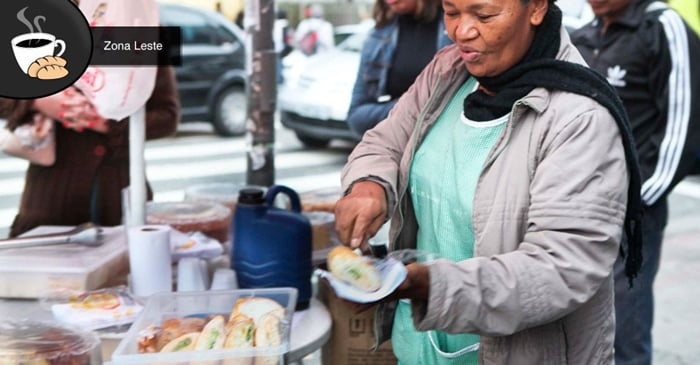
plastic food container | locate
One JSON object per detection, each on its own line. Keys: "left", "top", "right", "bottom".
{"left": 302, "top": 211, "right": 339, "bottom": 251}
{"left": 0, "top": 226, "right": 128, "bottom": 299}
{"left": 184, "top": 183, "right": 267, "bottom": 215}
{"left": 299, "top": 187, "right": 341, "bottom": 213}
{"left": 109, "top": 288, "right": 297, "bottom": 365}
{"left": 146, "top": 201, "right": 232, "bottom": 244}
{"left": 0, "top": 319, "right": 102, "bottom": 364}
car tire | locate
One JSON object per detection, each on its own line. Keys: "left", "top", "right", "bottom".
{"left": 295, "top": 133, "right": 330, "bottom": 148}
{"left": 213, "top": 85, "right": 247, "bottom": 137}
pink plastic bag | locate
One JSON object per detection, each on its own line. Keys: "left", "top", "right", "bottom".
{"left": 74, "top": 0, "right": 159, "bottom": 121}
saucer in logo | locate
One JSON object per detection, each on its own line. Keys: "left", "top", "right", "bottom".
{"left": 0, "top": 0, "right": 92, "bottom": 99}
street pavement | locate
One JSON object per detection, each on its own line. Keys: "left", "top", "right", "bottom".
{"left": 653, "top": 176, "right": 700, "bottom": 365}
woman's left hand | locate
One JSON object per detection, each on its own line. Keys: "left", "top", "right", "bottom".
{"left": 342, "top": 262, "right": 431, "bottom": 313}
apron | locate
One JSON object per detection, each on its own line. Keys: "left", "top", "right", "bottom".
{"left": 393, "top": 78, "right": 507, "bottom": 365}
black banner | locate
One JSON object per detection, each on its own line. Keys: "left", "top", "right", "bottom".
{"left": 89, "top": 26, "right": 181, "bottom": 66}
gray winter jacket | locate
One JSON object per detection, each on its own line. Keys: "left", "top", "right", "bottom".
{"left": 341, "top": 28, "right": 628, "bottom": 365}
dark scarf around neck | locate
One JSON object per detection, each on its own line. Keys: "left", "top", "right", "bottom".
{"left": 464, "top": 4, "right": 644, "bottom": 286}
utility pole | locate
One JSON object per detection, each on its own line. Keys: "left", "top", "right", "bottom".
{"left": 245, "top": 0, "right": 276, "bottom": 187}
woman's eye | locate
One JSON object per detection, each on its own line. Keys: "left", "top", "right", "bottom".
{"left": 476, "top": 13, "right": 494, "bottom": 20}
{"left": 444, "top": 11, "right": 459, "bottom": 17}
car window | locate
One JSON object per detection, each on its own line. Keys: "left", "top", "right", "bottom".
{"left": 337, "top": 31, "right": 368, "bottom": 52}
{"left": 334, "top": 32, "right": 353, "bottom": 45}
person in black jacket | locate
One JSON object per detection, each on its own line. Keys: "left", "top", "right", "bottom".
{"left": 571, "top": 1, "right": 700, "bottom": 364}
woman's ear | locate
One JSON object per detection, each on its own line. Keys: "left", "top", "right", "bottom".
{"left": 529, "top": 0, "right": 549, "bottom": 26}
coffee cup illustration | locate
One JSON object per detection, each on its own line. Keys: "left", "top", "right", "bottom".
{"left": 11, "top": 32, "right": 66, "bottom": 74}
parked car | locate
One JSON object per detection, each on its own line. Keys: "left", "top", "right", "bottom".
{"left": 279, "top": 21, "right": 372, "bottom": 147}
{"left": 280, "top": 10, "right": 593, "bottom": 148}
{"left": 160, "top": 3, "right": 248, "bottom": 136}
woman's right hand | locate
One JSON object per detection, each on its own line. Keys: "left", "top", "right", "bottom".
{"left": 334, "top": 180, "right": 388, "bottom": 252}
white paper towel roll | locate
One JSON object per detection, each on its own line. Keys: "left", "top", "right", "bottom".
{"left": 128, "top": 225, "right": 173, "bottom": 297}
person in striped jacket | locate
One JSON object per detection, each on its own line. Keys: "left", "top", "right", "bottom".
{"left": 571, "top": 1, "right": 700, "bottom": 364}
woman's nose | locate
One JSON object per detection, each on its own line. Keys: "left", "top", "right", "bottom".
{"left": 455, "top": 19, "right": 479, "bottom": 40}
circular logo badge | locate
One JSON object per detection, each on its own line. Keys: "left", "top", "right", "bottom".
{"left": 0, "top": 0, "right": 92, "bottom": 99}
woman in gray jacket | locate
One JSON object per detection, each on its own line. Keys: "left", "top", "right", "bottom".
{"left": 334, "top": 0, "right": 644, "bottom": 362}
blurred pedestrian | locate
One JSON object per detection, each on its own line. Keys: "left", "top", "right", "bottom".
{"left": 235, "top": 10, "right": 244, "bottom": 29}
{"left": 293, "top": 4, "right": 334, "bottom": 56}
{"left": 572, "top": 1, "right": 700, "bottom": 364}
{"left": 274, "top": 9, "right": 294, "bottom": 84}
{"left": 334, "top": 0, "right": 644, "bottom": 362}
{"left": 0, "top": 67, "right": 179, "bottom": 237}
{"left": 346, "top": 0, "right": 452, "bottom": 137}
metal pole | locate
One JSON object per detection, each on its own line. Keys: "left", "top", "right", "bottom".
{"left": 245, "top": 0, "right": 277, "bottom": 187}
{"left": 128, "top": 105, "right": 146, "bottom": 226}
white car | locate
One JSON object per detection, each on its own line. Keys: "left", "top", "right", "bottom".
{"left": 279, "top": 21, "right": 373, "bottom": 148}
{"left": 279, "top": 9, "right": 592, "bottom": 148}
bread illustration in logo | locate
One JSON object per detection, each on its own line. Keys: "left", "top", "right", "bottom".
{"left": 27, "top": 56, "right": 68, "bottom": 80}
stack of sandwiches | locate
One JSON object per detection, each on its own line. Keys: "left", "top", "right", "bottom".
{"left": 137, "top": 296, "right": 284, "bottom": 362}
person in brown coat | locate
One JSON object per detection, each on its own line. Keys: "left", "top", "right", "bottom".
{"left": 0, "top": 66, "right": 180, "bottom": 237}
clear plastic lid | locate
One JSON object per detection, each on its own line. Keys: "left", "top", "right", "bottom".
{"left": 0, "top": 320, "right": 101, "bottom": 363}
{"left": 299, "top": 187, "right": 341, "bottom": 212}
{"left": 146, "top": 201, "right": 231, "bottom": 226}
{"left": 184, "top": 183, "right": 267, "bottom": 205}
{"left": 302, "top": 211, "right": 335, "bottom": 225}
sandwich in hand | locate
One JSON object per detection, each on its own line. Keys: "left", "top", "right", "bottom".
{"left": 328, "top": 246, "right": 381, "bottom": 292}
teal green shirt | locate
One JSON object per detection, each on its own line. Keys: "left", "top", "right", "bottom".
{"left": 393, "top": 78, "right": 508, "bottom": 365}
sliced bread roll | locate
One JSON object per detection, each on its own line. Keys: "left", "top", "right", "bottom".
{"left": 156, "top": 317, "right": 205, "bottom": 351}
{"left": 194, "top": 315, "right": 226, "bottom": 350}
{"left": 328, "top": 246, "right": 381, "bottom": 292}
{"left": 254, "top": 312, "right": 282, "bottom": 365}
{"left": 222, "top": 314, "right": 255, "bottom": 365}
{"left": 160, "top": 332, "right": 200, "bottom": 352}
{"left": 254, "top": 311, "right": 281, "bottom": 348}
{"left": 230, "top": 297, "right": 284, "bottom": 325}
{"left": 224, "top": 314, "right": 255, "bottom": 349}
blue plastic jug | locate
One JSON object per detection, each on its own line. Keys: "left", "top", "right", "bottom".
{"left": 232, "top": 185, "right": 312, "bottom": 310}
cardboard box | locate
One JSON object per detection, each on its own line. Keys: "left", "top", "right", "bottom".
{"left": 319, "top": 278, "right": 397, "bottom": 365}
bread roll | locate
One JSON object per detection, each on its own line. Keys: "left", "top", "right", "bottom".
{"left": 27, "top": 56, "right": 68, "bottom": 79}
{"left": 328, "top": 246, "right": 381, "bottom": 292}
{"left": 224, "top": 314, "right": 255, "bottom": 348}
{"left": 137, "top": 325, "right": 161, "bottom": 353}
{"left": 156, "top": 317, "right": 205, "bottom": 351}
{"left": 36, "top": 64, "right": 69, "bottom": 80}
{"left": 222, "top": 314, "right": 255, "bottom": 365}
{"left": 160, "top": 332, "right": 200, "bottom": 352}
{"left": 230, "top": 297, "right": 284, "bottom": 325}
{"left": 254, "top": 312, "right": 282, "bottom": 365}
{"left": 194, "top": 315, "right": 226, "bottom": 351}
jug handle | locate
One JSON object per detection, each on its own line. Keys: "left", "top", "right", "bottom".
{"left": 265, "top": 185, "right": 302, "bottom": 212}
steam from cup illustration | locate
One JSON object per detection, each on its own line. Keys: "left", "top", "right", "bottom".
{"left": 11, "top": 7, "right": 69, "bottom": 80}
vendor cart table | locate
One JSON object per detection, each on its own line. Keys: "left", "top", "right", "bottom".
{"left": 0, "top": 296, "right": 331, "bottom": 365}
